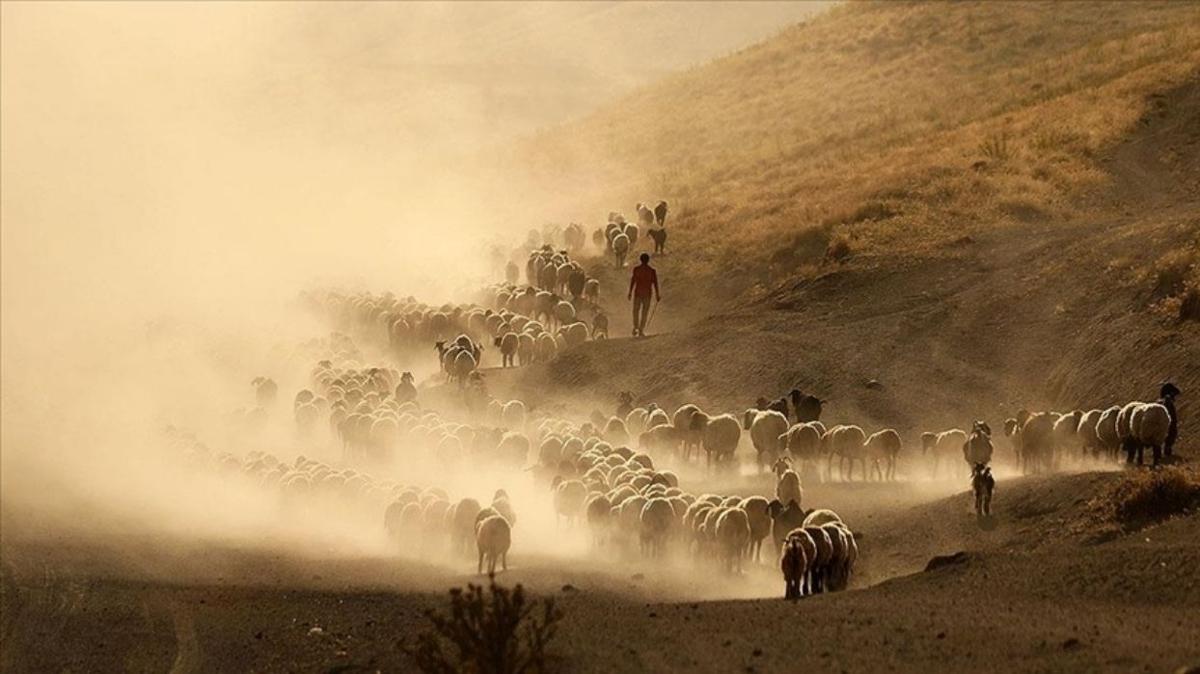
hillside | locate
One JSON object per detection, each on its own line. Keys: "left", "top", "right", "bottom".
{"left": 499, "top": 1, "right": 1200, "bottom": 443}
{"left": 518, "top": 1, "right": 1199, "bottom": 287}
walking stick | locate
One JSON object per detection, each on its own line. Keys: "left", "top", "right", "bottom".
{"left": 644, "top": 298, "right": 660, "bottom": 335}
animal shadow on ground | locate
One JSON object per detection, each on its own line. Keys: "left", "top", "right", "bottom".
{"left": 976, "top": 513, "right": 999, "bottom": 531}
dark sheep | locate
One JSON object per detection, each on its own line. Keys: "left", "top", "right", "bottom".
{"left": 654, "top": 200, "right": 669, "bottom": 227}
{"left": 648, "top": 227, "right": 667, "bottom": 254}
{"left": 789, "top": 389, "right": 824, "bottom": 423}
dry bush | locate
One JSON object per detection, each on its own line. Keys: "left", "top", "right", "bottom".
{"left": 825, "top": 233, "right": 853, "bottom": 262}
{"left": 405, "top": 577, "right": 563, "bottom": 674}
{"left": 1149, "top": 247, "right": 1196, "bottom": 298}
{"left": 1099, "top": 467, "right": 1200, "bottom": 530}
{"left": 978, "top": 133, "right": 1011, "bottom": 162}
{"left": 1179, "top": 280, "right": 1200, "bottom": 321}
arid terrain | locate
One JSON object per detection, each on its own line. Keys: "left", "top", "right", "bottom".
{"left": 3, "top": 2, "right": 1199, "bottom": 673}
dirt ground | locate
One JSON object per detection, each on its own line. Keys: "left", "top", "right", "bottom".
{"left": 4, "top": 470, "right": 1198, "bottom": 674}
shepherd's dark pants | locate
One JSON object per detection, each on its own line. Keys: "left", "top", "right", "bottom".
{"left": 632, "top": 295, "right": 651, "bottom": 335}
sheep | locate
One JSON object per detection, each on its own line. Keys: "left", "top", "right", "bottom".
{"left": 802, "top": 525, "right": 834, "bottom": 593}
{"left": 741, "top": 496, "right": 772, "bottom": 562}
{"left": 639, "top": 497, "right": 675, "bottom": 558}
{"left": 648, "top": 227, "right": 667, "bottom": 254}
{"left": 821, "top": 522, "right": 855, "bottom": 592}
{"left": 552, "top": 477, "right": 588, "bottom": 528}
{"left": 475, "top": 515, "right": 511, "bottom": 575}
{"left": 923, "top": 428, "right": 967, "bottom": 479}
{"left": 1053, "top": 410, "right": 1083, "bottom": 459}
{"left": 611, "top": 233, "right": 630, "bottom": 268}
{"left": 780, "top": 534, "right": 810, "bottom": 600}
{"left": 768, "top": 499, "right": 807, "bottom": 552}
{"left": 1021, "top": 413, "right": 1057, "bottom": 474}
{"left": 962, "top": 421, "right": 993, "bottom": 473}
{"left": 1128, "top": 402, "right": 1172, "bottom": 466}
{"left": 1095, "top": 405, "right": 1122, "bottom": 461}
{"left": 672, "top": 404, "right": 705, "bottom": 460}
{"left": 803, "top": 509, "right": 842, "bottom": 527}
{"left": 449, "top": 498, "right": 482, "bottom": 554}
{"left": 864, "top": 428, "right": 902, "bottom": 481}
{"left": 501, "top": 400, "right": 526, "bottom": 430}
{"left": 743, "top": 409, "right": 790, "bottom": 473}
{"left": 779, "top": 422, "right": 824, "bottom": 479}
{"left": 774, "top": 464, "right": 803, "bottom": 511}
{"left": 971, "top": 463, "right": 994, "bottom": 518}
{"left": 1076, "top": 408, "right": 1105, "bottom": 460}
{"left": 788, "top": 389, "right": 824, "bottom": 423}
{"left": 697, "top": 413, "right": 741, "bottom": 469}
{"left": 585, "top": 493, "right": 613, "bottom": 547}
{"left": 494, "top": 332, "right": 519, "bottom": 368}
{"left": 636, "top": 202, "right": 654, "bottom": 226}
{"left": 715, "top": 507, "right": 751, "bottom": 574}
{"left": 826, "top": 425, "right": 868, "bottom": 481}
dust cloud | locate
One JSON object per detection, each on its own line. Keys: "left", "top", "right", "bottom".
{"left": 0, "top": 2, "right": 821, "bottom": 591}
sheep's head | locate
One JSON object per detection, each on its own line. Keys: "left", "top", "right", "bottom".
{"left": 1161, "top": 381, "right": 1181, "bottom": 399}
{"left": 772, "top": 456, "right": 792, "bottom": 477}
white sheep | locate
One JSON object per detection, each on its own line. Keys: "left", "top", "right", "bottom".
{"left": 699, "top": 413, "right": 742, "bottom": 469}
{"left": 611, "top": 232, "right": 630, "bottom": 268}
{"left": 775, "top": 466, "right": 803, "bottom": 511}
{"left": 501, "top": 400, "right": 526, "bottom": 430}
{"left": 1129, "top": 402, "right": 1172, "bottom": 466}
{"left": 744, "top": 409, "right": 790, "bottom": 473}
{"left": 1053, "top": 410, "right": 1083, "bottom": 458}
{"left": 826, "top": 424, "right": 868, "bottom": 481}
{"left": 475, "top": 514, "right": 511, "bottom": 574}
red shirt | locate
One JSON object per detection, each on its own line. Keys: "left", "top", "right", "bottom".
{"left": 629, "top": 264, "right": 659, "bottom": 298}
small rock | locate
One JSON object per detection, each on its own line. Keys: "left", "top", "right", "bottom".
{"left": 1062, "top": 638, "right": 1081, "bottom": 651}
{"left": 752, "top": 648, "right": 763, "bottom": 657}
{"left": 308, "top": 627, "right": 324, "bottom": 636}
{"left": 254, "top": 631, "right": 263, "bottom": 640}
{"left": 648, "top": 612, "right": 657, "bottom": 618}
{"left": 561, "top": 584, "right": 577, "bottom": 593}
{"left": 936, "top": 632, "right": 946, "bottom": 640}
{"left": 865, "top": 379, "right": 882, "bottom": 390}
{"left": 723, "top": 640, "right": 732, "bottom": 647}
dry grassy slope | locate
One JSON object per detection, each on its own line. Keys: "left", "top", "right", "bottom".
{"left": 517, "top": 1, "right": 1200, "bottom": 298}
{"left": 507, "top": 69, "right": 1200, "bottom": 449}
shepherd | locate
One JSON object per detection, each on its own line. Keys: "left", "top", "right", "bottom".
{"left": 627, "top": 252, "right": 660, "bottom": 338}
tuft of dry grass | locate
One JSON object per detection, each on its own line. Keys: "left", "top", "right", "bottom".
{"left": 1093, "top": 467, "right": 1200, "bottom": 530}
{"left": 405, "top": 577, "right": 563, "bottom": 674}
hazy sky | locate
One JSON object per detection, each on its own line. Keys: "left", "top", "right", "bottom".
{"left": 1, "top": 2, "right": 825, "bottom": 356}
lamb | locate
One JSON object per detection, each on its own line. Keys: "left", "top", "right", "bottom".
{"left": 475, "top": 515, "right": 512, "bottom": 575}
{"left": 743, "top": 409, "right": 790, "bottom": 473}
{"left": 715, "top": 507, "right": 752, "bottom": 574}
{"left": 863, "top": 428, "right": 902, "bottom": 481}
{"left": 923, "top": 428, "right": 967, "bottom": 479}
{"left": 971, "top": 463, "right": 994, "bottom": 518}
{"left": 494, "top": 332, "right": 519, "bottom": 368}
{"left": 780, "top": 534, "right": 810, "bottom": 600}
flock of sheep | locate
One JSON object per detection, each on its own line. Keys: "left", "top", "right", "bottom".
{"left": 182, "top": 206, "right": 1185, "bottom": 605}
{"left": 596, "top": 202, "right": 669, "bottom": 268}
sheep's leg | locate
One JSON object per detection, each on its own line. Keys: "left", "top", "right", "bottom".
{"left": 478, "top": 551, "right": 484, "bottom": 575}
{"left": 502, "top": 552, "right": 508, "bottom": 570}
{"left": 1151, "top": 443, "right": 1161, "bottom": 467}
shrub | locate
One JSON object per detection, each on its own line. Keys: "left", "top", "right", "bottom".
{"left": 978, "top": 132, "right": 1011, "bottom": 161}
{"left": 1149, "top": 248, "right": 1195, "bottom": 299}
{"left": 1104, "top": 467, "right": 1200, "bottom": 530}
{"left": 825, "top": 234, "right": 853, "bottom": 262}
{"left": 1179, "top": 281, "right": 1200, "bottom": 321}
{"left": 405, "top": 576, "right": 563, "bottom": 674}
